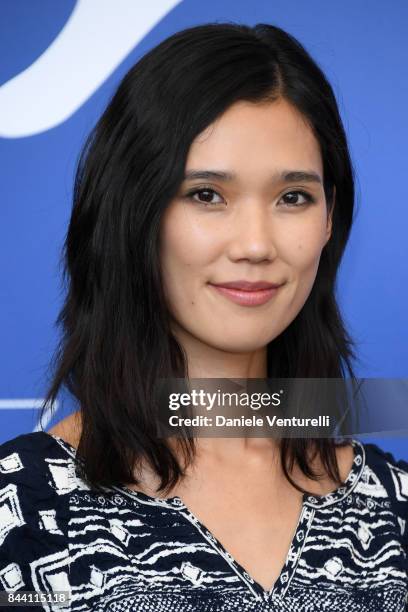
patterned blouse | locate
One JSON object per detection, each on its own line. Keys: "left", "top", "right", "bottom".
{"left": 0, "top": 431, "right": 407, "bottom": 611}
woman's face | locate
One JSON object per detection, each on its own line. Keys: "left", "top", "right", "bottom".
{"left": 159, "top": 98, "right": 333, "bottom": 354}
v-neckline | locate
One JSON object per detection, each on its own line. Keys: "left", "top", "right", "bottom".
{"left": 175, "top": 494, "right": 315, "bottom": 603}
{"left": 171, "top": 439, "right": 365, "bottom": 602}
{"left": 43, "top": 432, "right": 366, "bottom": 603}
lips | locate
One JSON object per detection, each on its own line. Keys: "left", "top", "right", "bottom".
{"left": 209, "top": 280, "right": 282, "bottom": 291}
{"left": 208, "top": 281, "right": 284, "bottom": 307}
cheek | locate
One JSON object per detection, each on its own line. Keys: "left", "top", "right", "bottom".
{"left": 277, "top": 220, "right": 327, "bottom": 320}
{"left": 278, "top": 214, "right": 328, "bottom": 272}
{"left": 159, "top": 206, "right": 217, "bottom": 309}
{"left": 161, "top": 201, "right": 224, "bottom": 266}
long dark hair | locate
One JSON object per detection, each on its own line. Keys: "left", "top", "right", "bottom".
{"left": 40, "top": 22, "right": 359, "bottom": 496}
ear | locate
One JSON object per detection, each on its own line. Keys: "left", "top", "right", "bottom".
{"left": 325, "top": 185, "right": 335, "bottom": 244}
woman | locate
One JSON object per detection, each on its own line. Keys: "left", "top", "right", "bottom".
{"left": 0, "top": 22, "right": 407, "bottom": 611}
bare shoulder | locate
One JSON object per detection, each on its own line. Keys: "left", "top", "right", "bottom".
{"left": 47, "top": 410, "right": 82, "bottom": 450}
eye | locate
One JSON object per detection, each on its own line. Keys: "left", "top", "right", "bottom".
{"left": 279, "top": 190, "right": 315, "bottom": 207}
{"left": 184, "top": 187, "right": 316, "bottom": 208}
{"left": 185, "top": 187, "right": 225, "bottom": 206}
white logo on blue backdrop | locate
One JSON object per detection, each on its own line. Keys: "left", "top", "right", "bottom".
{"left": 0, "top": 0, "right": 181, "bottom": 138}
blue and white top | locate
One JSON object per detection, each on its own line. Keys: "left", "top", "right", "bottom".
{"left": 0, "top": 431, "right": 407, "bottom": 611}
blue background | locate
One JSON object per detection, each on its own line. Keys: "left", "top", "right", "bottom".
{"left": 0, "top": 1, "right": 407, "bottom": 460}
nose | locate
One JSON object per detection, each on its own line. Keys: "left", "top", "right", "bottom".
{"left": 227, "top": 200, "right": 277, "bottom": 263}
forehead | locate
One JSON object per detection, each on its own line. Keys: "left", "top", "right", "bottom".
{"left": 185, "top": 98, "right": 323, "bottom": 182}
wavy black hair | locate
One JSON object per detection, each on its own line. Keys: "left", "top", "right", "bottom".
{"left": 40, "top": 22, "right": 359, "bottom": 496}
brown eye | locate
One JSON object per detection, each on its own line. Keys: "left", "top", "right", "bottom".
{"left": 186, "top": 187, "right": 224, "bottom": 206}
{"left": 280, "top": 191, "right": 315, "bottom": 207}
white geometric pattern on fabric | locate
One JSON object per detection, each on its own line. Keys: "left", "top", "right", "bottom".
{"left": 0, "top": 483, "right": 25, "bottom": 546}
{"left": 0, "top": 432, "right": 406, "bottom": 611}
{"left": 0, "top": 562, "right": 25, "bottom": 592}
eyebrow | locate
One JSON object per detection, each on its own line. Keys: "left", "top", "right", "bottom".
{"left": 183, "top": 169, "right": 322, "bottom": 185}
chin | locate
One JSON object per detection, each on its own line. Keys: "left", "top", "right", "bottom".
{"left": 208, "top": 336, "right": 268, "bottom": 354}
